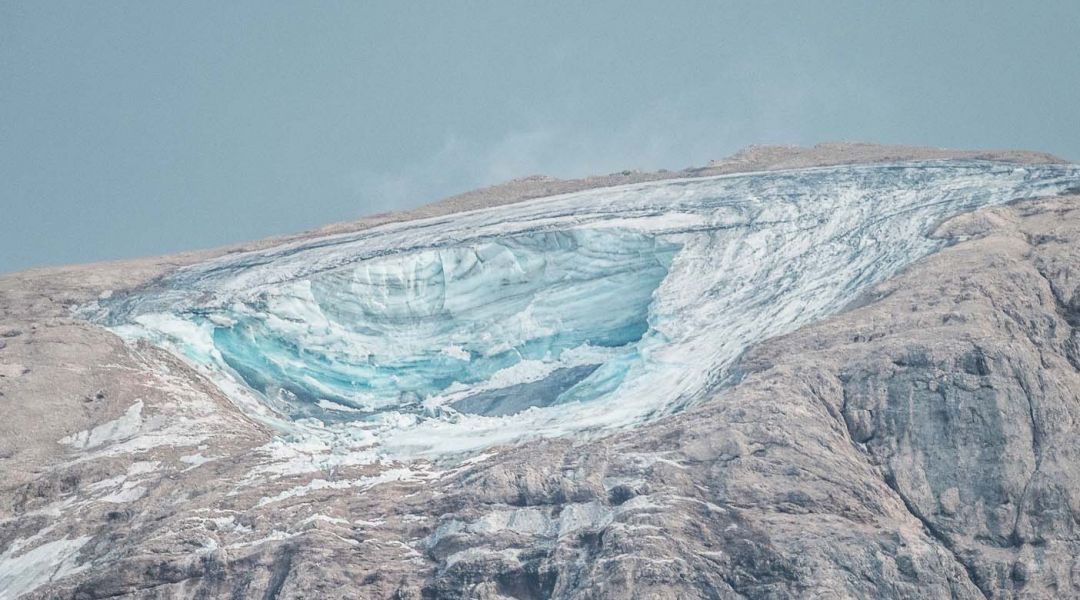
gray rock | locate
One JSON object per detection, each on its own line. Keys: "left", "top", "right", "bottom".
{"left": 2, "top": 144, "right": 1079, "bottom": 599}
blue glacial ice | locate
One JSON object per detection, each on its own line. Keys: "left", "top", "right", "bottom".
{"left": 211, "top": 228, "right": 678, "bottom": 418}
{"left": 91, "top": 161, "right": 1080, "bottom": 458}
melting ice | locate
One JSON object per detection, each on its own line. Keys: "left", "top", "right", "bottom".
{"left": 93, "top": 161, "right": 1080, "bottom": 457}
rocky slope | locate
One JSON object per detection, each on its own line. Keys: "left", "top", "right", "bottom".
{"left": 2, "top": 144, "right": 1080, "bottom": 599}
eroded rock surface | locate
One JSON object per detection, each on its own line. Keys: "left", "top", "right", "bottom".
{"left": 3, "top": 144, "right": 1080, "bottom": 599}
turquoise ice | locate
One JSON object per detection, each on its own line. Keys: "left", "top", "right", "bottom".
{"left": 209, "top": 229, "right": 678, "bottom": 418}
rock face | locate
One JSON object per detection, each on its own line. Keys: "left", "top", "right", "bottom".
{"left": 2, "top": 143, "right": 1080, "bottom": 599}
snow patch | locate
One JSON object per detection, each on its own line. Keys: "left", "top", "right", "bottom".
{"left": 256, "top": 467, "right": 423, "bottom": 507}
{"left": 0, "top": 536, "right": 92, "bottom": 600}
{"left": 60, "top": 400, "right": 143, "bottom": 450}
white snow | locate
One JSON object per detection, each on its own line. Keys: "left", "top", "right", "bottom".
{"left": 255, "top": 467, "right": 423, "bottom": 506}
{"left": 0, "top": 536, "right": 92, "bottom": 600}
{"left": 60, "top": 400, "right": 143, "bottom": 450}
{"left": 180, "top": 453, "right": 214, "bottom": 468}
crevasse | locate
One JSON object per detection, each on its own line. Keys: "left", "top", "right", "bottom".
{"left": 92, "top": 161, "right": 1080, "bottom": 457}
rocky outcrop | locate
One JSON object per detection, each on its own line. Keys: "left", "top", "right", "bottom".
{"left": 2, "top": 145, "right": 1080, "bottom": 599}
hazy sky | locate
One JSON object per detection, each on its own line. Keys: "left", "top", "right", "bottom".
{"left": 3, "top": 2, "right": 1079, "bottom": 273}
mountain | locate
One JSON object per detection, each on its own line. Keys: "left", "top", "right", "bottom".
{"left": 2, "top": 143, "right": 1080, "bottom": 599}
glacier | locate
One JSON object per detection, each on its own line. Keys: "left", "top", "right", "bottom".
{"left": 90, "top": 160, "right": 1080, "bottom": 458}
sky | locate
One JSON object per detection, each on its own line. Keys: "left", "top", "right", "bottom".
{"left": 2, "top": 2, "right": 1080, "bottom": 274}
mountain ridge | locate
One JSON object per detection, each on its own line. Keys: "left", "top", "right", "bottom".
{"left": 2, "top": 144, "right": 1080, "bottom": 599}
